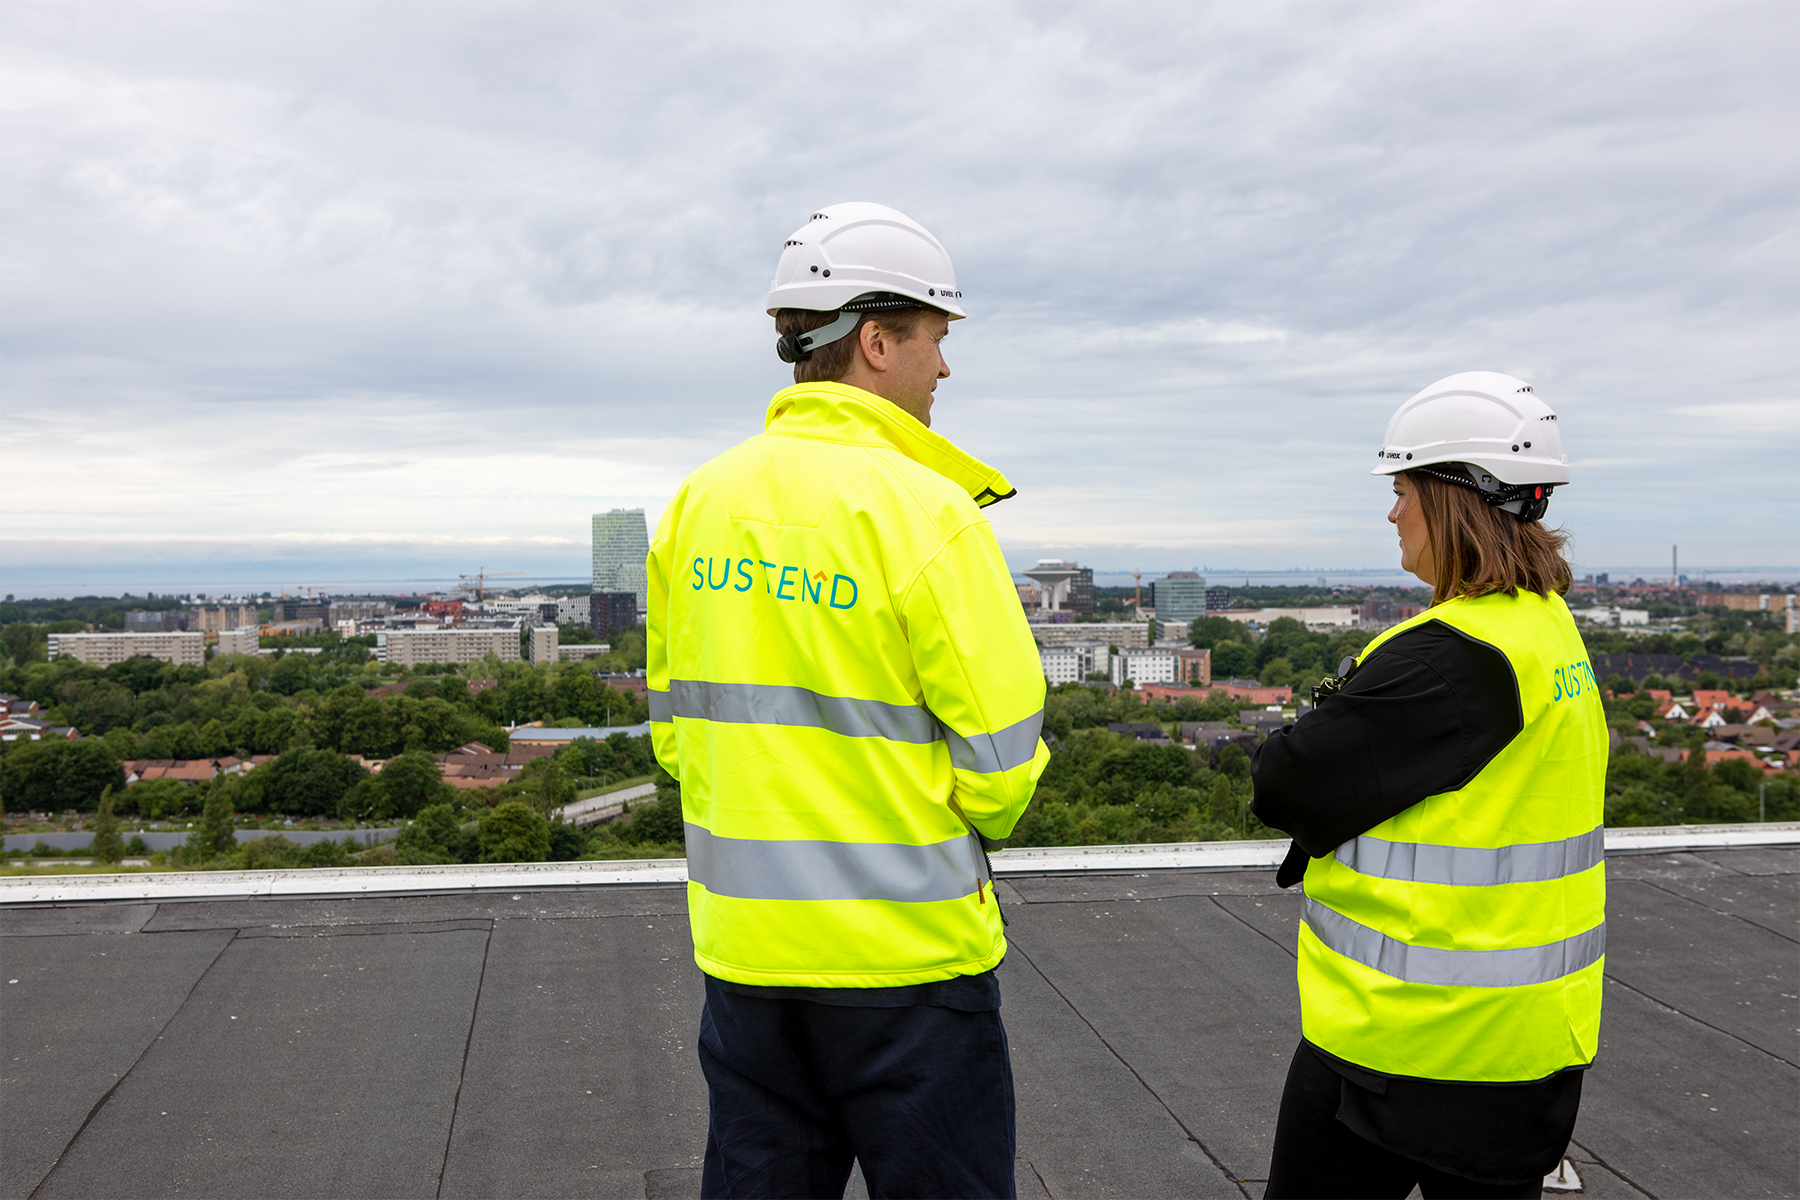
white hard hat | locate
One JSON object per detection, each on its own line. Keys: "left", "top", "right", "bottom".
{"left": 1373, "top": 371, "right": 1569, "bottom": 519}
{"left": 764, "top": 202, "right": 966, "bottom": 319}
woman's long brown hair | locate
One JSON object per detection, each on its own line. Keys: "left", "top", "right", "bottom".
{"left": 1409, "top": 469, "right": 1573, "bottom": 606}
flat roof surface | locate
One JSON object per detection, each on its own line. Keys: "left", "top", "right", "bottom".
{"left": 2, "top": 847, "right": 1794, "bottom": 1199}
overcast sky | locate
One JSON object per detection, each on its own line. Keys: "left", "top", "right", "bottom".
{"left": 3, "top": 1, "right": 1795, "bottom": 596}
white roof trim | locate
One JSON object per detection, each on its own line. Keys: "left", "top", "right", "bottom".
{"left": 3, "top": 824, "right": 1795, "bottom": 906}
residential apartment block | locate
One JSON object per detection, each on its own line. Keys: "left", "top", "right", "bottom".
{"left": 191, "top": 604, "right": 258, "bottom": 633}
{"left": 590, "top": 591, "right": 639, "bottom": 631}
{"left": 1030, "top": 621, "right": 1150, "bottom": 649}
{"left": 1573, "top": 606, "right": 1650, "bottom": 627}
{"left": 1039, "top": 640, "right": 1108, "bottom": 685}
{"left": 215, "top": 627, "right": 261, "bottom": 657}
{"left": 526, "top": 626, "right": 558, "bottom": 666}
{"left": 328, "top": 599, "right": 391, "bottom": 624}
{"left": 1111, "top": 645, "right": 1178, "bottom": 686}
{"left": 48, "top": 631, "right": 205, "bottom": 667}
{"left": 376, "top": 627, "right": 521, "bottom": 668}
{"left": 126, "top": 609, "right": 188, "bottom": 632}
{"left": 593, "top": 509, "right": 650, "bottom": 607}
{"left": 1173, "top": 646, "right": 1211, "bottom": 687}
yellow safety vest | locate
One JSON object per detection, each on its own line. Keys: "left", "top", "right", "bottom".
{"left": 1298, "top": 590, "right": 1607, "bottom": 1081}
{"left": 647, "top": 382, "right": 1051, "bottom": 988}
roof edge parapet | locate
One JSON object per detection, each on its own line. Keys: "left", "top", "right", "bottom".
{"left": 3, "top": 824, "right": 1796, "bottom": 907}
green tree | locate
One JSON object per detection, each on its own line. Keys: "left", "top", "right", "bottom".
{"left": 1, "top": 740, "right": 62, "bottom": 809}
{"left": 479, "top": 801, "right": 551, "bottom": 863}
{"left": 1217, "top": 742, "right": 1251, "bottom": 781}
{"left": 394, "top": 803, "right": 474, "bottom": 865}
{"left": 89, "top": 786, "right": 125, "bottom": 864}
{"left": 621, "top": 774, "right": 686, "bottom": 846}
{"left": 57, "top": 739, "right": 125, "bottom": 810}
{"left": 364, "top": 751, "right": 451, "bottom": 820}
{"left": 1208, "top": 774, "right": 1237, "bottom": 825}
{"left": 190, "top": 778, "right": 236, "bottom": 863}
{"left": 260, "top": 749, "right": 369, "bottom": 817}
{"left": 1212, "top": 642, "right": 1255, "bottom": 679}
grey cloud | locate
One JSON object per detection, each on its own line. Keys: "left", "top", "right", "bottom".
{"left": 0, "top": 0, "right": 1793, "bottom": 591}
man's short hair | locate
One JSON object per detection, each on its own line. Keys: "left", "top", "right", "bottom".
{"left": 774, "top": 305, "right": 934, "bottom": 385}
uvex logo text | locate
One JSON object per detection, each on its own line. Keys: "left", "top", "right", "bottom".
{"left": 691, "top": 557, "right": 859, "bottom": 610}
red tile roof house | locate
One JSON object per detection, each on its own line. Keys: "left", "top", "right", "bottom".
{"left": 126, "top": 760, "right": 225, "bottom": 784}
{"left": 1690, "top": 689, "right": 1736, "bottom": 712}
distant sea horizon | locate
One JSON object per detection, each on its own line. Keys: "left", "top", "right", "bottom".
{"left": 3, "top": 566, "right": 1796, "bottom": 603}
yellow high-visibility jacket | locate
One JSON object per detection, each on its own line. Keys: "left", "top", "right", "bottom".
{"left": 647, "top": 382, "right": 1051, "bottom": 988}
{"left": 1300, "top": 591, "right": 1607, "bottom": 1081}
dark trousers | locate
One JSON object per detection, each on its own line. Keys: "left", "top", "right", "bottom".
{"left": 1265, "top": 1044, "right": 1544, "bottom": 1199}
{"left": 697, "top": 976, "right": 1017, "bottom": 1199}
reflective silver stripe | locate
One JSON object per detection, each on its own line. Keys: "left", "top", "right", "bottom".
{"left": 661, "top": 679, "right": 1039, "bottom": 773}
{"left": 1303, "top": 896, "right": 1605, "bottom": 988}
{"left": 665, "top": 679, "right": 940, "bottom": 743}
{"left": 685, "top": 823, "right": 985, "bottom": 903}
{"left": 944, "top": 708, "right": 1045, "bottom": 774}
{"left": 1334, "top": 827, "right": 1604, "bottom": 887}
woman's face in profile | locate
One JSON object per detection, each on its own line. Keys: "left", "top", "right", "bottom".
{"left": 1387, "top": 474, "right": 1436, "bottom": 586}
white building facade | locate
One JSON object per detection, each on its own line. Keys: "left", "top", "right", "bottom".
{"left": 47, "top": 631, "right": 205, "bottom": 667}
{"left": 1111, "top": 645, "right": 1179, "bottom": 686}
{"left": 377, "top": 627, "right": 522, "bottom": 668}
{"left": 1031, "top": 621, "right": 1151, "bottom": 649}
{"left": 215, "top": 627, "right": 261, "bottom": 657}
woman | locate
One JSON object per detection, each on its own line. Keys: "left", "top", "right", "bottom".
{"left": 1252, "top": 371, "right": 1607, "bottom": 1199}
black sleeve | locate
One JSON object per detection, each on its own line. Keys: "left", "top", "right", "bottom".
{"left": 1251, "top": 621, "right": 1522, "bottom": 888}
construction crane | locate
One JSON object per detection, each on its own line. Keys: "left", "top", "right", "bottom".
{"left": 458, "top": 568, "right": 525, "bottom": 602}
{"left": 1132, "top": 570, "right": 1142, "bottom": 610}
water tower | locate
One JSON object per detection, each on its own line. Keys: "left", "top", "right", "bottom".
{"left": 1023, "top": 560, "right": 1081, "bottom": 613}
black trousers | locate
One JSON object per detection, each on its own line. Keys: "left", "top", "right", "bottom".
{"left": 697, "top": 975, "right": 1017, "bottom": 1199}
{"left": 1265, "top": 1043, "right": 1545, "bottom": 1199}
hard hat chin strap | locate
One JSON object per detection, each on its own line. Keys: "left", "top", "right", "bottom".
{"left": 775, "top": 309, "right": 863, "bottom": 364}
{"left": 1415, "top": 464, "right": 1555, "bottom": 522}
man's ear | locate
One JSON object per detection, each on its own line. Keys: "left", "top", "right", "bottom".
{"left": 856, "top": 320, "right": 890, "bottom": 373}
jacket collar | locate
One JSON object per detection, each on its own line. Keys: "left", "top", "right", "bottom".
{"left": 764, "top": 382, "right": 1017, "bottom": 508}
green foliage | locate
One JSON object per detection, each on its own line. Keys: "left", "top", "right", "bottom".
{"left": 479, "top": 801, "right": 551, "bottom": 863}
{"left": 1216, "top": 742, "right": 1251, "bottom": 780}
{"left": 0, "top": 738, "right": 125, "bottom": 811}
{"left": 115, "top": 777, "right": 192, "bottom": 819}
{"left": 89, "top": 787, "right": 125, "bottom": 864}
{"left": 394, "top": 803, "right": 475, "bottom": 865}
{"left": 616, "top": 773, "right": 686, "bottom": 846}
{"left": 190, "top": 779, "right": 237, "bottom": 861}
{"left": 253, "top": 749, "right": 369, "bottom": 817}
{"left": 349, "top": 751, "right": 451, "bottom": 821}
{"left": 1212, "top": 643, "right": 1256, "bottom": 678}
{"left": 1009, "top": 727, "right": 1268, "bottom": 848}
{"left": 1603, "top": 746, "right": 1797, "bottom": 826}
{"left": 519, "top": 756, "right": 576, "bottom": 816}
{"left": 240, "top": 834, "right": 355, "bottom": 870}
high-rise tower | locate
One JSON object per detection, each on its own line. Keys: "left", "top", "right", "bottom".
{"left": 592, "top": 509, "right": 649, "bottom": 608}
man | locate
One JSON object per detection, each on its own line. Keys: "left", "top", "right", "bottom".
{"left": 646, "top": 202, "right": 1050, "bottom": 1200}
